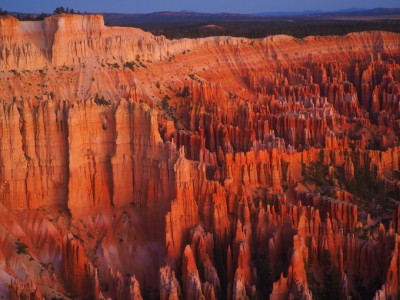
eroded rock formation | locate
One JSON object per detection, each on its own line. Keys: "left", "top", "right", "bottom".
{"left": 0, "top": 13, "right": 399, "bottom": 300}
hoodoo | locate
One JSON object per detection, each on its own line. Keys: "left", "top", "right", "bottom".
{"left": 0, "top": 12, "right": 399, "bottom": 299}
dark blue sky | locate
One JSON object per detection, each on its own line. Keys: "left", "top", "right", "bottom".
{"left": 0, "top": 0, "right": 398, "bottom": 14}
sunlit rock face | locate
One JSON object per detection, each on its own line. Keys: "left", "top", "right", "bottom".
{"left": 0, "top": 13, "right": 400, "bottom": 299}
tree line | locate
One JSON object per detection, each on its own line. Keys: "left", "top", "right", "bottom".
{"left": 127, "top": 19, "right": 400, "bottom": 39}
{"left": 0, "top": 7, "right": 82, "bottom": 21}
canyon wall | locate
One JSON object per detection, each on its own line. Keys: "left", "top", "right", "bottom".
{"left": 0, "top": 13, "right": 400, "bottom": 299}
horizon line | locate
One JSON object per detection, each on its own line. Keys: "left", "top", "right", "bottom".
{"left": 3, "top": 6, "right": 400, "bottom": 16}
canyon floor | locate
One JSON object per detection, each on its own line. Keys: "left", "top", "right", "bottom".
{"left": 1, "top": 13, "right": 400, "bottom": 300}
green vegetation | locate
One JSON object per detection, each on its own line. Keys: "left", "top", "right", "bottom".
{"left": 16, "top": 13, "right": 49, "bottom": 21}
{"left": 7, "top": 7, "right": 81, "bottom": 21}
{"left": 301, "top": 150, "right": 334, "bottom": 196}
{"left": 15, "top": 241, "right": 28, "bottom": 255}
{"left": 123, "top": 61, "right": 136, "bottom": 70}
{"left": 344, "top": 166, "right": 386, "bottom": 205}
{"left": 228, "top": 91, "right": 237, "bottom": 99}
{"left": 159, "top": 95, "right": 175, "bottom": 120}
{"left": 306, "top": 250, "right": 341, "bottom": 300}
{"left": 113, "top": 19, "right": 400, "bottom": 40}
{"left": 321, "top": 250, "right": 341, "bottom": 300}
{"left": 354, "top": 227, "right": 369, "bottom": 240}
{"left": 254, "top": 253, "right": 272, "bottom": 297}
{"left": 337, "top": 157, "right": 398, "bottom": 210}
{"left": 162, "top": 95, "right": 171, "bottom": 102}
{"left": 108, "top": 62, "right": 120, "bottom": 69}
{"left": 301, "top": 150, "right": 399, "bottom": 210}
{"left": 353, "top": 274, "right": 382, "bottom": 300}
{"left": 305, "top": 261, "right": 319, "bottom": 299}
{"left": 10, "top": 70, "right": 20, "bottom": 76}
{"left": 94, "top": 93, "right": 111, "bottom": 106}
{"left": 53, "top": 7, "right": 80, "bottom": 15}
{"left": 252, "top": 196, "right": 262, "bottom": 208}
{"left": 176, "top": 86, "right": 190, "bottom": 98}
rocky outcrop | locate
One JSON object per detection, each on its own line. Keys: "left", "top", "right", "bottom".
{"left": 270, "top": 235, "right": 312, "bottom": 300}
{"left": 105, "top": 268, "right": 143, "bottom": 300}
{"left": 160, "top": 266, "right": 181, "bottom": 300}
{"left": 344, "top": 156, "right": 355, "bottom": 182}
{"left": 9, "top": 280, "right": 44, "bottom": 300}
{"left": 62, "top": 234, "right": 93, "bottom": 297}
{"left": 374, "top": 235, "right": 400, "bottom": 300}
{"left": 182, "top": 245, "right": 205, "bottom": 300}
{"left": 0, "top": 14, "right": 152, "bottom": 70}
{"left": 0, "top": 13, "right": 400, "bottom": 300}
{"left": 67, "top": 99, "right": 115, "bottom": 209}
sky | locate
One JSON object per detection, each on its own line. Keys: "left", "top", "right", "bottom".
{"left": 0, "top": 0, "right": 398, "bottom": 14}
